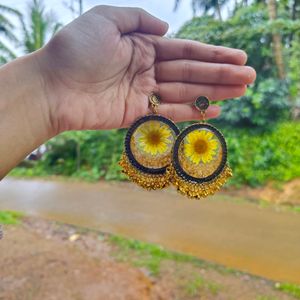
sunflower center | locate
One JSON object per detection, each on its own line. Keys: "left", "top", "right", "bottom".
{"left": 194, "top": 139, "right": 208, "bottom": 154}
{"left": 147, "top": 131, "right": 162, "bottom": 146}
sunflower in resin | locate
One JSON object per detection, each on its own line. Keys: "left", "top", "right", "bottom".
{"left": 138, "top": 121, "right": 173, "bottom": 155}
{"left": 184, "top": 130, "right": 218, "bottom": 164}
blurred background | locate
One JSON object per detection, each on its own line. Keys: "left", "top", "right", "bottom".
{"left": 0, "top": 0, "right": 300, "bottom": 299}
{"left": 1, "top": 0, "right": 299, "bottom": 187}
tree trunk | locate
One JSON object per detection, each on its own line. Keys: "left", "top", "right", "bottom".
{"left": 79, "top": 0, "right": 83, "bottom": 15}
{"left": 267, "top": 0, "right": 285, "bottom": 79}
{"left": 291, "top": 0, "right": 299, "bottom": 20}
{"left": 76, "top": 142, "right": 81, "bottom": 171}
{"left": 216, "top": 2, "right": 223, "bottom": 21}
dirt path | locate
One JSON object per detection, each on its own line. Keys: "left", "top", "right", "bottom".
{"left": 0, "top": 217, "right": 297, "bottom": 300}
{"left": 1, "top": 178, "right": 300, "bottom": 284}
{"left": 0, "top": 219, "right": 161, "bottom": 300}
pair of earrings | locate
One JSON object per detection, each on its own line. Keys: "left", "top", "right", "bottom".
{"left": 119, "top": 94, "right": 232, "bottom": 199}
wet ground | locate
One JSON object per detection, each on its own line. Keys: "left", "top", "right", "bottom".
{"left": 0, "top": 216, "right": 297, "bottom": 300}
{"left": 0, "top": 178, "right": 300, "bottom": 284}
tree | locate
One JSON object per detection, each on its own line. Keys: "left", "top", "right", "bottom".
{"left": 267, "top": 0, "right": 285, "bottom": 79}
{"left": 174, "top": 0, "right": 226, "bottom": 20}
{"left": 176, "top": 3, "right": 299, "bottom": 129}
{"left": 0, "top": 5, "right": 21, "bottom": 64}
{"left": 63, "top": 0, "right": 83, "bottom": 17}
{"left": 20, "top": 0, "right": 61, "bottom": 54}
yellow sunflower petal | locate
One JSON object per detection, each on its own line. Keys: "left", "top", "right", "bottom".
{"left": 137, "top": 121, "right": 173, "bottom": 155}
{"left": 209, "top": 140, "right": 218, "bottom": 150}
{"left": 184, "top": 129, "right": 220, "bottom": 164}
{"left": 184, "top": 143, "right": 194, "bottom": 157}
{"left": 204, "top": 131, "right": 214, "bottom": 139}
{"left": 191, "top": 153, "right": 201, "bottom": 164}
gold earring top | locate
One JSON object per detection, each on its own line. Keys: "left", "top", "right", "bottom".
{"left": 149, "top": 93, "right": 160, "bottom": 114}
{"left": 194, "top": 96, "right": 210, "bottom": 122}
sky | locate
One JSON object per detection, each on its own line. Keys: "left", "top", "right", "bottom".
{"left": 1, "top": 0, "right": 194, "bottom": 34}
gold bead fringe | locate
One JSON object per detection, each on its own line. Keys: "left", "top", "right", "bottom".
{"left": 167, "top": 164, "right": 233, "bottom": 199}
{"left": 119, "top": 153, "right": 171, "bottom": 190}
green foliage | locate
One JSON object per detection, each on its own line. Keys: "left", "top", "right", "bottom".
{"left": 19, "top": 130, "right": 127, "bottom": 181}
{"left": 213, "top": 79, "right": 290, "bottom": 130}
{"left": 176, "top": 4, "right": 299, "bottom": 130}
{"left": 0, "top": 1, "right": 61, "bottom": 63}
{"left": 256, "top": 296, "right": 278, "bottom": 300}
{"left": 0, "top": 210, "right": 24, "bottom": 225}
{"left": 6, "top": 1, "right": 299, "bottom": 188}
{"left": 9, "top": 162, "right": 47, "bottom": 178}
{"left": 20, "top": 0, "right": 62, "bottom": 53}
{"left": 289, "top": 33, "right": 300, "bottom": 102}
{"left": 275, "top": 282, "right": 300, "bottom": 299}
{"left": 174, "top": 0, "right": 227, "bottom": 20}
{"left": 0, "top": 4, "right": 21, "bottom": 63}
{"left": 185, "top": 275, "right": 222, "bottom": 296}
{"left": 177, "top": 5, "right": 274, "bottom": 80}
{"left": 226, "top": 122, "right": 300, "bottom": 186}
{"left": 109, "top": 235, "right": 229, "bottom": 276}
{"left": 11, "top": 121, "right": 300, "bottom": 186}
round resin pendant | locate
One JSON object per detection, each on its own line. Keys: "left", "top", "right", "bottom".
{"left": 170, "top": 123, "right": 232, "bottom": 198}
{"left": 119, "top": 114, "right": 179, "bottom": 190}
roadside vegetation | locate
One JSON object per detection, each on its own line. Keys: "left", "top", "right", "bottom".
{"left": 0, "top": 210, "right": 24, "bottom": 224}
{"left": 0, "top": 0, "right": 298, "bottom": 188}
{"left": 2, "top": 212, "right": 300, "bottom": 299}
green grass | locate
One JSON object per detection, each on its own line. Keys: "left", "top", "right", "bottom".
{"left": 0, "top": 210, "right": 24, "bottom": 224}
{"left": 288, "top": 206, "right": 300, "bottom": 214}
{"left": 108, "top": 233, "right": 300, "bottom": 300}
{"left": 109, "top": 235, "right": 237, "bottom": 276}
{"left": 275, "top": 282, "right": 300, "bottom": 299}
{"left": 185, "top": 275, "right": 222, "bottom": 296}
{"left": 256, "top": 296, "right": 279, "bottom": 300}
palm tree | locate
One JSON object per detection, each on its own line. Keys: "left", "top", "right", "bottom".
{"left": 79, "top": 0, "right": 83, "bottom": 15}
{"left": 174, "top": 0, "right": 226, "bottom": 20}
{"left": 63, "top": 0, "right": 83, "bottom": 17}
{"left": 267, "top": 0, "right": 285, "bottom": 79}
{"left": 20, "top": 0, "right": 61, "bottom": 54}
{"left": 0, "top": 5, "right": 21, "bottom": 64}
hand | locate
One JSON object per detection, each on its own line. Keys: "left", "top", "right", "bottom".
{"left": 37, "top": 5, "right": 256, "bottom": 134}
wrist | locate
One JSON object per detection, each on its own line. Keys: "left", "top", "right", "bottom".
{"left": 13, "top": 52, "right": 55, "bottom": 139}
{"left": 0, "top": 52, "right": 56, "bottom": 177}
{"left": 29, "top": 50, "right": 58, "bottom": 137}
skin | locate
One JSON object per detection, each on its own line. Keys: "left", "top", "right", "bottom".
{"left": 0, "top": 5, "right": 256, "bottom": 179}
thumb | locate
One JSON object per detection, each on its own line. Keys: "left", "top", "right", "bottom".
{"left": 94, "top": 5, "right": 169, "bottom": 36}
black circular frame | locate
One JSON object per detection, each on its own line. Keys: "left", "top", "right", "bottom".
{"left": 124, "top": 114, "right": 180, "bottom": 175}
{"left": 172, "top": 123, "right": 227, "bottom": 183}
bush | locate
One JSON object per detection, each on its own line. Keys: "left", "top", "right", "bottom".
{"left": 10, "top": 122, "right": 300, "bottom": 187}
{"left": 225, "top": 121, "right": 300, "bottom": 186}
{"left": 213, "top": 79, "right": 290, "bottom": 131}
{"left": 11, "top": 129, "right": 127, "bottom": 182}
{"left": 176, "top": 5, "right": 297, "bottom": 131}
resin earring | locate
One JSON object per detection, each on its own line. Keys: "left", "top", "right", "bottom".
{"left": 119, "top": 94, "right": 180, "bottom": 190}
{"left": 168, "top": 96, "right": 233, "bottom": 198}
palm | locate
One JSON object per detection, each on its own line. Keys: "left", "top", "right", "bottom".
{"left": 109, "top": 34, "right": 157, "bottom": 127}
{"left": 42, "top": 10, "right": 158, "bottom": 131}
{"left": 39, "top": 5, "right": 255, "bottom": 133}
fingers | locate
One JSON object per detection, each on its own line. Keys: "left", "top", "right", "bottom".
{"left": 158, "top": 82, "right": 247, "bottom": 103}
{"left": 93, "top": 5, "right": 169, "bottom": 35}
{"left": 156, "top": 60, "right": 256, "bottom": 85}
{"left": 155, "top": 38, "right": 248, "bottom": 65}
{"left": 158, "top": 104, "right": 221, "bottom": 122}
